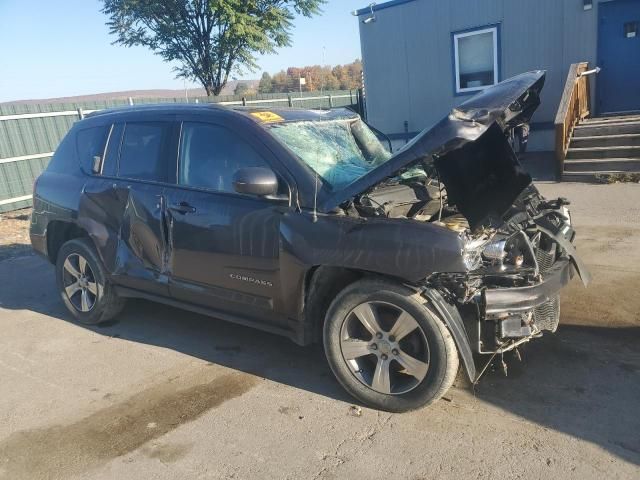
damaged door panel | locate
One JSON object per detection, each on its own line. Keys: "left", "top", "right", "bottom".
{"left": 79, "top": 179, "right": 169, "bottom": 295}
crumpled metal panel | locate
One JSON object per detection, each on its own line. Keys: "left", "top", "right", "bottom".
{"left": 320, "top": 71, "right": 547, "bottom": 228}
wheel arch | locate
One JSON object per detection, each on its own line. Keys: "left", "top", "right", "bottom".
{"left": 301, "top": 265, "right": 413, "bottom": 345}
{"left": 46, "top": 220, "right": 91, "bottom": 264}
{"left": 420, "top": 288, "right": 477, "bottom": 382}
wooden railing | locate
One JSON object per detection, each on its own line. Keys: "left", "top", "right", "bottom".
{"left": 554, "top": 62, "right": 592, "bottom": 179}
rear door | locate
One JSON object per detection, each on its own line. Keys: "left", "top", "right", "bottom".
{"left": 597, "top": 0, "right": 640, "bottom": 114}
{"left": 163, "top": 117, "right": 291, "bottom": 326}
{"left": 79, "top": 118, "right": 177, "bottom": 296}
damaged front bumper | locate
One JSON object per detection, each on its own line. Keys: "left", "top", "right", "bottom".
{"left": 483, "top": 258, "right": 573, "bottom": 315}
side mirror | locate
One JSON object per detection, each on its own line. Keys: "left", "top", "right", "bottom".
{"left": 232, "top": 167, "right": 279, "bottom": 196}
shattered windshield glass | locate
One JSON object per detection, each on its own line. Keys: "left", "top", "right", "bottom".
{"left": 269, "top": 118, "right": 392, "bottom": 191}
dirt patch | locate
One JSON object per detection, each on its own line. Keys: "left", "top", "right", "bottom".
{"left": 561, "top": 267, "right": 640, "bottom": 328}
{"left": 0, "top": 371, "right": 257, "bottom": 479}
{"left": 0, "top": 208, "right": 32, "bottom": 262}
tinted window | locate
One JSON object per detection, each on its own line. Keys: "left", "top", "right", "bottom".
{"left": 118, "top": 122, "right": 172, "bottom": 182}
{"left": 179, "top": 122, "right": 270, "bottom": 193}
{"left": 47, "top": 129, "right": 78, "bottom": 173}
{"left": 76, "top": 125, "right": 110, "bottom": 174}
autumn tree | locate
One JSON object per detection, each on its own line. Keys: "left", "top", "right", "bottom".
{"left": 271, "top": 71, "right": 291, "bottom": 92}
{"left": 101, "top": 0, "right": 325, "bottom": 96}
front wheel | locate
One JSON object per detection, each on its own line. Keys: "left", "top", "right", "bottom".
{"left": 323, "top": 279, "right": 459, "bottom": 412}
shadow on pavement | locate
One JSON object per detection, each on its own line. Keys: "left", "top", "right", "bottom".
{"left": 518, "top": 151, "right": 557, "bottom": 182}
{"left": 1, "top": 255, "right": 638, "bottom": 465}
{"left": 472, "top": 325, "right": 640, "bottom": 466}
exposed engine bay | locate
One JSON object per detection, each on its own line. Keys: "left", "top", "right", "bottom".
{"left": 347, "top": 174, "right": 585, "bottom": 373}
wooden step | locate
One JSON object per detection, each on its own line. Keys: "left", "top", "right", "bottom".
{"left": 570, "top": 133, "right": 640, "bottom": 148}
{"left": 566, "top": 145, "right": 640, "bottom": 160}
{"left": 573, "top": 122, "right": 640, "bottom": 137}
{"left": 581, "top": 114, "right": 640, "bottom": 125}
{"left": 561, "top": 170, "right": 640, "bottom": 183}
{"left": 563, "top": 157, "right": 640, "bottom": 172}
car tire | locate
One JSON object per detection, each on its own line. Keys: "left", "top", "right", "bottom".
{"left": 55, "top": 237, "right": 125, "bottom": 325}
{"left": 323, "top": 278, "right": 459, "bottom": 412}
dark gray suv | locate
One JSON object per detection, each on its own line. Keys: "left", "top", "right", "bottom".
{"left": 30, "top": 71, "right": 589, "bottom": 412}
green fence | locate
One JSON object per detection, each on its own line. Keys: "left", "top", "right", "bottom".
{"left": 0, "top": 89, "right": 360, "bottom": 213}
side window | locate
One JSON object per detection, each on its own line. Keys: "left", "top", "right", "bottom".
{"left": 118, "top": 122, "right": 172, "bottom": 182}
{"left": 76, "top": 125, "right": 110, "bottom": 174}
{"left": 178, "top": 122, "right": 270, "bottom": 193}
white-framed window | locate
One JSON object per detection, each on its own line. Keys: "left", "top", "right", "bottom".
{"left": 453, "top": 26, "right": 499, "bottom": 94}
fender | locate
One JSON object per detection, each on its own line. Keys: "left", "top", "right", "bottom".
{"left": 421, "top": 287, "right": 476, "bottom": 382}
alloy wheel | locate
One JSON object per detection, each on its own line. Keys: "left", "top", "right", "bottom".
{"left": 62, "top": 253, "right": 98, "bottom": 312}
{"left": 339, "top": 301, "right": 430, "bottom": 395}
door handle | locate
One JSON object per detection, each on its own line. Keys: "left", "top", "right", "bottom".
{"left": 168, "top": 202, "right": 196, "bottom": 214}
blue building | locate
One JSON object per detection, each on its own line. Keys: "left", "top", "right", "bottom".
{"left": 355, "top": 0, "right": 640, "bottom": 153}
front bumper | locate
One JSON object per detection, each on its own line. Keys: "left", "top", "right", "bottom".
{"left": 483, "top": 258, "right": 573, "bottom": 315}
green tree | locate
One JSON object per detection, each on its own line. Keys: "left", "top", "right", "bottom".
{"left": 258, "top": 72, "right": 273, "bottom": 93}
{"left": 234, "top": 82, "right": 252, "bottom": 96}
{"left": 101, "top": 0, "right": 325, "bottom": 96}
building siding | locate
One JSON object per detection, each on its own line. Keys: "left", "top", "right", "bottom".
{"left": 358, "top": 0, "right": 612, "bottom": 150}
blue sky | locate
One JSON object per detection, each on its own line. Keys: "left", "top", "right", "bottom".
{"left": 0, "top": 0, "right": 365, "bottom": 102}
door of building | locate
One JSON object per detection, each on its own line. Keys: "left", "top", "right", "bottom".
{"left": 597, "top": 0, "right": 640, "bottom": 114}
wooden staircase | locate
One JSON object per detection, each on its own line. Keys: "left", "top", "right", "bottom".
{"left": 562, "top": 114, "right": 640, "bottom": 181}
{"left": 554, "top": 62, "right": 640, "bottom": 181}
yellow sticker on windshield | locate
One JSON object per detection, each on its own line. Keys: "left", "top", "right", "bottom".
{"left": 250, "top": 111, "right": 284, "bottom": 123}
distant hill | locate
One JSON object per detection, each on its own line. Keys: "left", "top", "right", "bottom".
{"left": 1, "top": 79, "right": 259, "bottom": 105}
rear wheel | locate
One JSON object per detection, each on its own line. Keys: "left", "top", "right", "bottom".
{"left": 55, "top": 238, "right": 125, "bottom": 325}
{"left": 323, "top": 279, "right": 459, "bottom": 412}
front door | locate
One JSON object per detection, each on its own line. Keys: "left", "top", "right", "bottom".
{"left": 597, "top": 0, "right": 640, "bottom": 114}
{"left": 164, "top": 120, "right": 289, "bottom": 326}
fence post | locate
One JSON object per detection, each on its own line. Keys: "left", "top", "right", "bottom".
{"left": 242, "top": 97, "right": 247, "bottom": 106}
{"left": 128, "top": 97, "right": 134, "bottom": 106}
{"left": 349, "top": 90, "right": 353, "bottom": 105}
{"left": 77, "top": 108, "right": 84, "bottom": 120}
{"left": 404, "top": 120, "right": 409, "bottom": 144}
{"left": 328, "top": 95, "right": 333, "bottom": 109}
{"left": 288, "top": 94, "right": 293, "bottom": 107}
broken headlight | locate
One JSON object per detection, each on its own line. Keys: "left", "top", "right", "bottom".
{"left": 462, "top": 236, "right": 489, "bottom": 270}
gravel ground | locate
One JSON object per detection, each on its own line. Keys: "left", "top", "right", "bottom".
{"left": 0, "top": 183, "right": 638, "bottom": 480}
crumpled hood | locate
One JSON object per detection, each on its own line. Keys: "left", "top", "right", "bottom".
{"left": 320, "top": 71, "right": 546, "bottom": 229}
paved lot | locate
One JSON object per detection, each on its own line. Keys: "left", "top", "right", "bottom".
{"left": 0, "top": 182, "right": 639, "bottom": 480}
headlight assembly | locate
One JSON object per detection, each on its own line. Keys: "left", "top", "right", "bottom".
{"left": 462, "top": 236, "right": 488, "bottom": 271}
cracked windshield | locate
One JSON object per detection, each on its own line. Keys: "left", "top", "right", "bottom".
{"left": 269, "top": 118, "right": 392, "bottom": 190}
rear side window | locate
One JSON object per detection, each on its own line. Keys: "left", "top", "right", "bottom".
{"left": 118, "top": 122, "right": 172, "bottom": 182}
{"left": 76, "top": 125, "right": 110, "bottom": 174}
{"left": 178, "top": 122, "right": 270, "bottom": 193}
{"left": 47, "top": 129, "right": 78, "bottom": 173}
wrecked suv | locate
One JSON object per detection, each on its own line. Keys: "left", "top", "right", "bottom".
{"left": 31, "top": 71, "right": 589, "bottom": 412}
